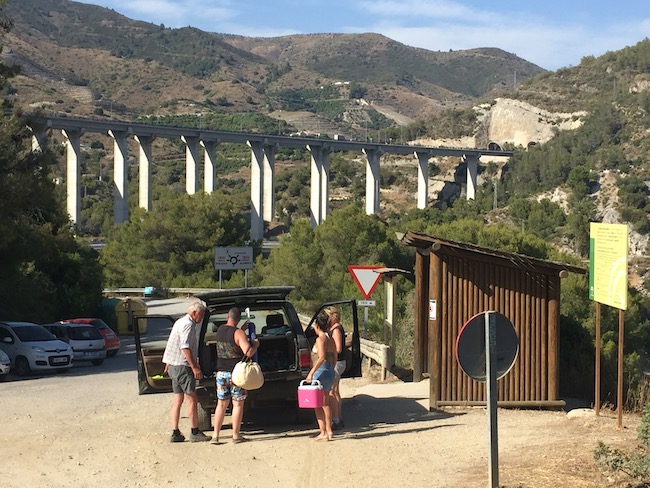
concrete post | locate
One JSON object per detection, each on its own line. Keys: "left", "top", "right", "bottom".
{"left": 62, "top": 129, "right": 82, "bottom": 226}
{"left": 181, "top": 135, "right": 200, "bottom": 195}
{"left": 464, "top": 153, "right": 479, "bottom": 201}
{"left": 201, "top": 140, "right": 218, "bottom": 193}
{"left": 308, "top": 144, "right": 330, "bottom": 227}
{"left": 262, "top": 143, "right": 277, "bottom": 222}
{"left": 109, "top": 130, "right": 129, "bottom": 224}
{"left": 248, "top": 140, "right": 264, "bottom": 241}
{"left": 416, "top": 151, "right": 429, "bottom": 209}
{"left": 134, "top": 135, "right": 154, "bottom": 211}
{"left": 362, "top": 147, "right": 381, "bottom": 215}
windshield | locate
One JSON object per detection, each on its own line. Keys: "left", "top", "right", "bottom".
{"left": 68, "top": 326, "right": 102, "bottom": 340}
{"left": 13, "top": 325, "right": 57, "bottom": 342}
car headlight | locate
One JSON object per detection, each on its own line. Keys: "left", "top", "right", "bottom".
{"left": 32, "top": 346, "right": 46, "bottom": 353}
{"left": 0, "top": 350, "right": 9, "bottom": 362}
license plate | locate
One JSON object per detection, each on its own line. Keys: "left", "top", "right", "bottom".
{"left": 52, "top": 357, "right": 68, "bottom": 364}
{"left": 83, "top": 351, "right": 98, "bottom": 357}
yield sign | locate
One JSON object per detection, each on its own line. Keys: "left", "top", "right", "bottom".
{"left": 348, "top": 265, "right": 382, "bottom": 299}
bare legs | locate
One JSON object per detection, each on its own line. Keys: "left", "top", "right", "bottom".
{"left": 171, "top": 392, "right": 199, "bottom": 430}
{"left": 313, "top": 394, "right": 333, "bottom": 440}
{"left": 330, "top": 376, "right": 342, "bottom": 424}
{"left": 231, "top": 399, "right": 245, "bottom": 440}
{"left": 212, "top": 398, "right": 229, "bottom": 443}
{"left": 212, "top": 397, "right": 246, "bottom": 443}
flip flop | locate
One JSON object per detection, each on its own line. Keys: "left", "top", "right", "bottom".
{"left": 210, "top": 439, "right": 223, "bottom": 445}
{"left": 232, "top": 436, "right": 249, "bottom": 444}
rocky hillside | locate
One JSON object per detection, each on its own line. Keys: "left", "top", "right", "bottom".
{"left": 1, "top": 0, "right": 544, "bottom": 124}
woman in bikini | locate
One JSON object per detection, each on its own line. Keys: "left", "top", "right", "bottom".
{"left": 306, "top": 312, "right": 336, "bottom": 441}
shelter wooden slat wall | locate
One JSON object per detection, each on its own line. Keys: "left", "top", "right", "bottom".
{"left": 428, "top": 251, "right": 561, "bottom": 407}
{"left": 404, "top": 231, "right": 584, "bottom": 409}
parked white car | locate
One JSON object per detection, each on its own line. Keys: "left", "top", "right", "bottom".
{"left": 0, "top": 347, "right": 10, "bottom": 380}
{"left": 0, "top": 321, "right": 73, "bottom": 375}
{"left": 42, "top": 322, "right": 106, "bottom": 366}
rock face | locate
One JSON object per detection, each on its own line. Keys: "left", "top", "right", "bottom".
{"left": 478, "top": 98, "right": 587, "bottom": 149}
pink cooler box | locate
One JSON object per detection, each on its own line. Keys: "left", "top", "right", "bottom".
{"left": 298, "top": 380, "right": 324, "bottom": 408}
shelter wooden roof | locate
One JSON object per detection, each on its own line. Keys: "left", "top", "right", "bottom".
{"left": 400, "top": 230, "right": 586, "bottom": 275}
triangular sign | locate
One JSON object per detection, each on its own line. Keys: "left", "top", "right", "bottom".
{"left": 348, "top": 265, "right": 383, "bottom": 299}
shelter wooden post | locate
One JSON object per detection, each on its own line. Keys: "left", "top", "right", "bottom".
{"left": 429, "top": 248, "right": 442, "bottom": 410}
{"left": 413, "top": 250, "right": 429, "bottom": 381}
{"left": 547, "top": 274, "right": 560, "bottom": 400}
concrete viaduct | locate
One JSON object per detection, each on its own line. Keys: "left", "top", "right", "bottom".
{"left": 28, "top": 115, "right": 513, "bottom": 240}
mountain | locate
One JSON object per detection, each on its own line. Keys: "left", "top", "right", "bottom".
{"left": 1, "top": 0, "right": 545, "bottom": 125}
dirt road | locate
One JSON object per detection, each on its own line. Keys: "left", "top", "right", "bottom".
{"left": 0, "top": 300, "right": 641, "bottom": 487}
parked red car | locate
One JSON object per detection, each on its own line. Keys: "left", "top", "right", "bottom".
{"left": 63, "top": 318, "right": 120, "bottom": 357}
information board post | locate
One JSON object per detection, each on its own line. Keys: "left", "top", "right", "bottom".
{"left": 589, "top": 223, "right": 628, "bottom": 428}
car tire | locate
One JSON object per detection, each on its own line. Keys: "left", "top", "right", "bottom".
{"left": 295, "top": 407, "right": 315, "bottom": 425}
{"left": 14, "top": 356, "right": 31, "bottom": 376}
{"left": 197, "top": 405, "right": 213, "bottom": 431}
{"left": 91, "top": 359, "right": 104, "bottom": 366}
{"left": 107, "top": 350, "right": 118, "bottom": 358}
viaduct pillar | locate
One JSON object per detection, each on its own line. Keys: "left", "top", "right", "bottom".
{"left": 181, "top": 135, "right": 200, "bottom": 195}
{"left": 62, "top": 129, "right": 82, "bottom": 226}
{"left": 109, "top": 130, "right": 129, "bottom": 224}
{"left": 415, "top": 151, "right": 430, "bottom": 209}
{"left": 135, "top": 135, "right": 154, "bottom": 211}
{"left": 263, "top": 143, "right": 277, "bottom": 222}
{"left": 464, "top": 153, "right": 479, "bottom": 201}
{"left": 201, "top": 140, "right": 218, "bottom": 193}
{"left": 248, "top": 140, "right": 264, "bottom": 241}
{"left": 308, "top": 144, "right": 330, "bottom": 227}
{"left": 363, "top": 147, "right": 382, "bottom": 215}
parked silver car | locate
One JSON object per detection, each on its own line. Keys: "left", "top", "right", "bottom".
{"left": 42, "top": 322, "right": 106, "bottom": 366}
{"left": 0, "top": 321, "right": 73, "bottom": 375}
{"left": 0, "top": 347, "right": 10, "bottom": 380}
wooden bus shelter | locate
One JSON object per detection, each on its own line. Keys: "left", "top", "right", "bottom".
{"left": 401, "top": 231, "right": 585, "bottom": 409}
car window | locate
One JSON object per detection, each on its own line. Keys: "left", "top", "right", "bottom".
{"left": 0, "top": 327, "right": 12, "bottom": 342}
{"left": 91, "top": 320, "right": 110, "bottom": 330}
{"left": 67, "top": 326, "right": 103, "bottom": 340}
{"left": 46, "top": 326, "right": 65, "bottom": 340}
{"left": 13, "top": 325, "right": 56, "bottom": 342}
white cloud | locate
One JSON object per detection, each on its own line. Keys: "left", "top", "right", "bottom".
{"left": 104, "top": 0, "right": 239, "bottom": 28}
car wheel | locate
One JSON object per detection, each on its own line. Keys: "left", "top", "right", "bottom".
{"left": 0, "top": 374, "right": 6, "bottom": 382}
{"left": 295, "top": 407, "right": 315, "bottom": 425}
{"left": 14, "top": 356, "right": 31, "bottom": 376}
{"left": 107, "top": 350, "right": 118, "bottom": 358}
{"left": 91, "top": 359, "right": 104, "bottom": 366}
{"left": 197, "top": 405, "right": 213, "bottom": 431}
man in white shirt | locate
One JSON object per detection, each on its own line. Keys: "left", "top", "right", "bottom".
{"left": 162, "top": 301, "right": 211, "bottom": 442}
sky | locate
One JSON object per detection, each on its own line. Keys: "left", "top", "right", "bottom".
{"left": 74, "top": 0, "right": 650, "bottom": 71}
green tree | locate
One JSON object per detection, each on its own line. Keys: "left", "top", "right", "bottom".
{"left": 0, "top": 2, "right": 101, "bottom": 322}
{"left": 0, "top": 115, "right": 103, "bottom": 322}
{"left": 100, "top": 190, "right": 249, "bottom": 287}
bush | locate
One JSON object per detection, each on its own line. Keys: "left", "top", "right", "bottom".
{"left": 594, "top": 402, "right": 650, "bottom": 482}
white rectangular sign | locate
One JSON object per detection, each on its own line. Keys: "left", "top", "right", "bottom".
{"left": 429, "top": 299, "right": 437, "bottom": 320}
{"left": 214, "top": 246, "right": 253, "bottom": 270}
{"left": 357, "top": 300, "right": 376, "bottom": 307}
